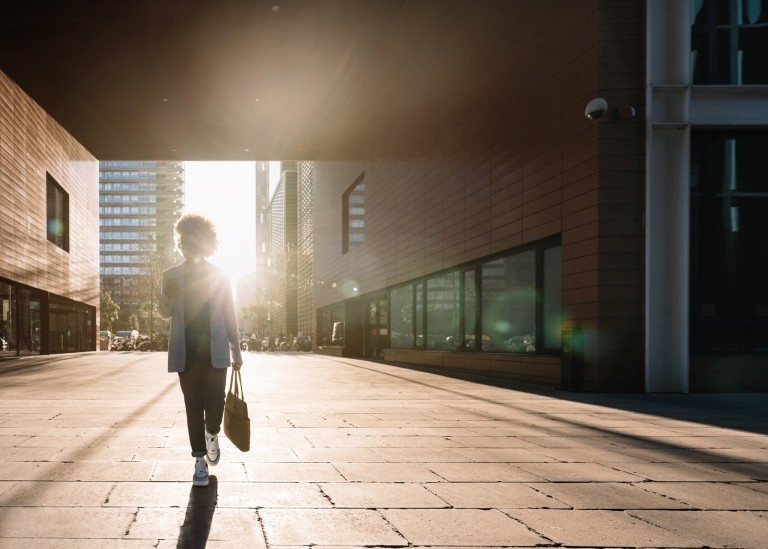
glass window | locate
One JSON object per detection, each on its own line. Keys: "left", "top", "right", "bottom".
{"left": 691, "top": 131, "right": 768, "bottom": 290}
{"left": 384, "top": 240, "right": 560, "bottom": 355}
{"left": 318, "top": 303, "right": 345, "bottom": 346}
{"left": 0, "top": 282, "right": 13, "bottom": 355}
{"left": 692, "top": 0, "right": 768, "bottom": 84}
{"left": 543, "top": 246, "right": 562, "bottom": 351}
{"left": 415, "top": 282, "right": 424, "bottom": 349}
{"left": 46, "top": 174, "right": 69, "bottom": 251}
{"left": 481, "top": 250, "right": 536, "bottom": 352}
{"left": 426, "top": 272, "right": 461, "bottom": 350}
{"left": 690, "top": 130, "right": 768, "bottom": 354}
{"left": 342, "top": 175, "right": 366, "bottom": 253}
{"left": 464, "top": 268, "right": 477, "bottom": 351}
{"left": 390, "top": 285, "right": 414, "bottom": 349}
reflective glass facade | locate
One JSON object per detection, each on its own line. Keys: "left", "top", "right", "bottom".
{"left": 692, "top": 0, "right": 768, "bottom": 85}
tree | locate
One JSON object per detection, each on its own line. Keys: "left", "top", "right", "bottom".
{"left": 140, "top": 300, "right": 157, "bottom": 335}
{"left": 137, "top": 234, "right": 174, "bottom": 339}
{"left": 129, "top": 314, "right": 140, "bottom": 331}
{"left": 100, "top": 291, "right": 120, "bottom": 332}
{"left": 240, "top": 302, "right": 269, "bottom": 337}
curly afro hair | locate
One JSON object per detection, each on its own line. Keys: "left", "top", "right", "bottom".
{"left": 174, "top": 213, "right": 219, "bottom": 258}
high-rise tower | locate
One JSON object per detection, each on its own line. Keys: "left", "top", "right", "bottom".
{"left": 99, "top": 161, "right": 184, "bottom": 331}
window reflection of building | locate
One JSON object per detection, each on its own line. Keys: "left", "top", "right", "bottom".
{"left": 692, "top": 0, "right": 768, "bottom": 85}
{"left": 690, "top": 131, "right": 768, "bottom": 353}
{"left": 319, "top": 239, "right": 561, "bottom": 356}
{"left": 482, "top": 251, "right": 537, "bottom": 353}
{"left": 426, "top": 272, "right": 461, "bottom": 351}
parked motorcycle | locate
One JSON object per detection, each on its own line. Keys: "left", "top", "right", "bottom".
{"left": 292, "top": 335, "right": 312, "bottom": 351}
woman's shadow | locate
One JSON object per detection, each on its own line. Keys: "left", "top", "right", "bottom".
{"left": 177, "top": 475, "right": 218, "bottom": 549}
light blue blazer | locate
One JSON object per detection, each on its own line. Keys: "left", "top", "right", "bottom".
{"left": 159, "top": 261, "right": 243, "bottom": 373}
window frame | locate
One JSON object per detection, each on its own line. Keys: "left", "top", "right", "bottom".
{"left": 342, "top": 173, "right": 366, "bottom": 254}
{"left": 46, "top": 173, "right": 69, "bottom": 252}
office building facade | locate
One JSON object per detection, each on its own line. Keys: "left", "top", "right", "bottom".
{"left": 297, "top": 161, "right": 315, "bottom": 340}
{"left": 99, "top": 161, "right": 184, "bottom": 332}
{"left": 311, "top": 0, "right": 768, "bottom": 392}
{"left": 0, "top": 70, "right": 99, "bottom": 356}
{"left": 235, "top": 162, "right": 271, "bottom": 339}
{"left": 267, "top": 162, "right": 299, "bottom": 339}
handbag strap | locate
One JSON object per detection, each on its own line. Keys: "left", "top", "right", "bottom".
{"left": 228, "top": 367, "right": 244, "bottom": 398}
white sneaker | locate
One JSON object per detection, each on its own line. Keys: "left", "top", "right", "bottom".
{"left": 193, "top": 456, "right": 209, "bottom": 486}
{"left": 205, "top": 429, "right": 220, "bottom": 466}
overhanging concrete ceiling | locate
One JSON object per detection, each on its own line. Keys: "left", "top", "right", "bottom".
{"left": 0, "top": 0, "right": 512, "bottom": 161}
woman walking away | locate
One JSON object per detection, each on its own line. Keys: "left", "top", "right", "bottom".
{"left": 159, "top": 213, "right": 243, "bottom": 487}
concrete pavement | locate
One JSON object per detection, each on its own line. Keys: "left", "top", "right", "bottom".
{"left": 0, "top": 351, "right": 766, "bottom": 548}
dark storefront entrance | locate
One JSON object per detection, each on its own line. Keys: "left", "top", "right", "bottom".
{"left": 0, "top": 278, "right": 95, "bottom": 357}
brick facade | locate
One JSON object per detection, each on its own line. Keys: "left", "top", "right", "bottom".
{"left": 0, "top": 69, "right": 99, "bottom": 351}
{"left": 312, "top": 1, "right": 646, "bottom": 390}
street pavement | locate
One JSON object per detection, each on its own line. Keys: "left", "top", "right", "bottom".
{"left": 0, "top": 351, "right": 766, "bottom": 548}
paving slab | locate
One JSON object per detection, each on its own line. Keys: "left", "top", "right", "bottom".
{"left": 525, "top": 481, "right": 691, "bottom": 510}
{"left": 532, "top": 446, "right": 652, "bottom": 463}
{"left": 0, "top": 507, "right": 136, "bottom": 538}
{"left": 0, "top": 480, "right": 113, "bottom": 507}
{"left": 630, "top": 510, "right": 768, "bottom": 548}
{"left": 426, "top": 481, "right": 570, "bottom": 509}
{"left": 103, "top": 481, "right": 199, "bottom": 508}
{"left": 609, "top": 461, "right": 756, "bottom": 481}
{"left": 702, "top": 460, "right": 768, "bottom": 480}
{"left": 426, "top": 461, "right": 545, "bottom": 481}
{"left": 0, "top": 541, "right": 160, "bottom": 549}
{"left": 736, "top": 481, "right": 768, "bottom": 494}
{"left": 260, "top": 508, "right": 406, "bottom": 546}
{"left": 448, "top": 446, "right": 555, "bottom": 462}
{"left": 369, "top": 447, "right": 470, "bottom": 462}
{"left": 53, "top": 461, "right": 157, "bottom": 482}
{"left": 511, "top": 461, "right": 645, "bottom": 482}
{"left": 214, "top": 481, "right": 332, "bottom": 508}
{"left": 333, "top": 462, "right": 444, "bottom": 482}
{"left": 1, "top": 351, "right": 767, "bottom": 548}
{"left": 508, "top": 509, "right": 702, "bottom": 547}
{"left": 639, "top": 481, "right": 768, "bottom": 510}
{"left": 152, "top": 460, "right": 248, "bottom": 482}
{"left": 292, "top": 447, "right": 384, "bottom": 462}
{"left": 381, "top": 508, "right": 547, "bottom": 546}
{"left": 320, "top": 482, "right": 448, "bottom": 508}
{"left": 244, "top": 462, "right": 346, "bottom": 482}
{"left": 127, "top": 507, "right": 266, "bottom": 546}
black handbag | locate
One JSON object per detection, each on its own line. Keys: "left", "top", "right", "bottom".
{"left": 223, "top": 367, "right": 250, "bottom": 452}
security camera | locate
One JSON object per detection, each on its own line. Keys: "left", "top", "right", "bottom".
{"left": 585, "top": 98, "right": 608, "bottom": 120}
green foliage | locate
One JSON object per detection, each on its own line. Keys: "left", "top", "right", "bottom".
{"left": 100, "top": 291, "right": 120, "bottom": 332}
{"left": 240, "top": 302, "right": 269, "bottom": 336}
{"left": 129, "top": 314, "right": 140, "bottom": 331}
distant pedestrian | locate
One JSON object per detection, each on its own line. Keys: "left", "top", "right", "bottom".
{"left": 159, "top": 213, "right": 243, "bottom": 487}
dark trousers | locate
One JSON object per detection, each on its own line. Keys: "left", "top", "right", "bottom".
{"left": 178, "top": 359, "right": 228, "bottom": 457}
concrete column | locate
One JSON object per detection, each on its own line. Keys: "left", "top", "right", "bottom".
{"left": 645, "top": 0, "right": 692, "bottom": 392}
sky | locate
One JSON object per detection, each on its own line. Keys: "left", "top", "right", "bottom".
{"left": 182, "top": 161, "right": 281, "bottom": 284}
{"left": 183, "top": 161, "right": 257, "bottom": 280}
